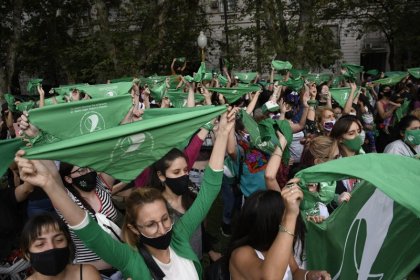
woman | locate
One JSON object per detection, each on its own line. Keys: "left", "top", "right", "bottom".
{"left": 15, "top": 108, "right": 236, "bottom": 279}
{"left": 330, "top": 115, "right": 364, "bottom": 158}
{"left": 315, "top": 108, "right": 336, "bottom": 136}
{"left": 149, "top": 148, "right": 202, "bottom": 257}
{"left": 58, "top": 162, "right": 120, "bottom": 273}
{"left": 227, "top": 187, "right": 331, "bottom": 280}
{"left": 21, "top": 212, "right": 101, "bottom": 279}
{"left": 384, "top": 115, "right": 420, "bottom": 157}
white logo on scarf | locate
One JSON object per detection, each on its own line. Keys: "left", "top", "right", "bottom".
{"left": 106, "top": 91, "right": 115, "bottom": 97}
{"left": 80, "top": 111, "right": 105, "bottom": 134}
{"left": 110, "top": 132, "right": 155, "bottom": 163}
{"left": 333, "top": 189, "right": 393, "bottom": 280}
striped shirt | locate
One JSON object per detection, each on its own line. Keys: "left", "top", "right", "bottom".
{"left": 56, "top": 177, "right": 118, "bottom": 264}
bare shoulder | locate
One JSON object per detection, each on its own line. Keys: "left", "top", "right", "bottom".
{"left": 81, "top": 264, "right": 102, "bottom": 279}
{"left": 230, "top": 246, "right": 262, "bottom": 277}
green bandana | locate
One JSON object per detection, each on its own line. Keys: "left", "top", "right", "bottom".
{"left": 16, "top": 101, "right": 37, "bottom": 112}
{"left": 384, "top": 71, "right": 407, "bottom": 77}
{"left": 271, "top": 60, "right": 293, "bottom": 71}
{"left": 342, "top": 63, "right": 364, "bottom": 75}
{"left": 110, "top": 77, "right": 134, "bottom": 83}
{"left": 329, "top": 87, "right": 359, "bottom": 108}
{"left": 150, "top": 82, "right": 167, "bottom": 102}
{"left": 306, "top": 73, "right": 331, "bottom": 85}
{"left": 372, "top": 74, "right": 406, "bottom": 86}
{"left": 51, "top": 84, "right": 90, "bottom": 96}
{"left": 24, "top": 105, "right": 227, "bottom": 182}
{"left": 258, "top": 118, "right": 293, "bottom": 164}
{"left": 407, "top": 67, "right": 420, "bottom": 79}
{"left": 365, "top": 69, "right": 379, "bottom": 76}
{"left": 68, "top": 82, "right": 132, "bottom": 99}
{"left": 28, "top": 95, "right": 132, "bottom": 140}
{"left": 193, "top": 62, "right": 207, "bottom": 83}
{"left": 234, "top": 72, "right": 258, "bottom": 84}
{"left": 4, "top": 93, "right": 16, "bottom": 112}
{"left": 405, "top": 129, "right": 420, "bottom": 146}
{"left": 343, "top": 135, "right": 363, "bottom": 152}
{"left": 289, "top": 69, "right": 309, "bottom": 79}
{"left": 217, "top": 74, "right": 228, "bottom": 86}
{"left": 279, "top": 78, "right": 304, "bottom": 91}
{"left": 176, "top": 57, "right": 186, "bottom": 63}
{"left": 331, "top": 75, "right": 345, "bottom": 88}
{"left": 207, "top": 85, "right": 261, "bottom": 104}
{"left": 296, "top": 154, "right": 420, "bottom": 279}
{"left": 27, "top": 79, "right": 43, "bottom": 96}
{"left": 0, "top": 138, "right": 24, "bottom": 176}
{"left": 393, "top": 99, "right": 410, "bottom": 125}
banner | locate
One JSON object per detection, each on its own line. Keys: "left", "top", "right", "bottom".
{"left": 0, "top": 138, "right": 24, "bottom": 177}
{"left": 28, "top": 95, "right": 132, "bottom": 139}
{"left": 296, "top": 154, "right": 420, "bottom": 280}
{"left": 207, "top": 85, "right": 261, "bottom": 103}
{"left": 24, "top": 105, "right": 227, "bottom": 182}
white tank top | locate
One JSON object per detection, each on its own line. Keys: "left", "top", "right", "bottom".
{"left": 255, "top": 250, "right": 293, "bottom": 280}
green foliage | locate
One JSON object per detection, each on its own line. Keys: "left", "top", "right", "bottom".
{"left": 228, "top": 0, "right": 341, "bottom": 72}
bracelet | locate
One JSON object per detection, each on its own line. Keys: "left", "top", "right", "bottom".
{"left": 272, "top": 152, "right": 282, "bottom": 158}
{"left": 279, "top": 224, "right": 295, "bottom": 237}
{"left": 304, "top": 271, "right": 309, "bottom": 280}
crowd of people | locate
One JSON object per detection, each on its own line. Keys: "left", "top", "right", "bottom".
{"left": 0, "top": 58, "right": 419, "bottom": 280}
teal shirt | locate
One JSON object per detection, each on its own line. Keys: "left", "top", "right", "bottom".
{"left": 73, "top": 166, "right": 222, "bottom": 280}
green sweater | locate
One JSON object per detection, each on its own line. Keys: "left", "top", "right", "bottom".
{"left": 74, "top": 166, "right": 222, "bottom": 280}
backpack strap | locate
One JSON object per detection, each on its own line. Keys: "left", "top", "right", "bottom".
{"left": 136, "top": 243, "right": 165, "bottom": 280}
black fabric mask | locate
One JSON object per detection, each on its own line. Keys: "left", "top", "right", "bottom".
{"left": 139, "top": 228, "right": 173, "bottom": 250}
{"left": 30, "top": 247, "right": 70, "bottom": 276}
{"left": 165, "top": 175, "right": 189, "bottom": 195}
{"left": 284, "top": 111, "right": 294, "bottom": 120}
{"left": 72, "top": 171, "right": 97, "bottom": 192}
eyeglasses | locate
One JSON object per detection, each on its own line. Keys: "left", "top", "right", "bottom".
{"left": 137, "top": 214, "right": 174, "bottom": 236}
{"left": 70, "top": 167, "right": 90, "bottom": 176}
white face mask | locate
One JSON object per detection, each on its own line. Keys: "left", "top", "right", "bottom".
{"left": 349, "top": 112, "right": 357, "bottom": 116}
{"left": 359, "top": 130, "right": 366, "bottom": 143}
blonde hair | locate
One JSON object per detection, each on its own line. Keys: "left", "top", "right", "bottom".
{"left": 122, "top": 187, "right": 168, "bottom": 247}
{"left": 300, "top": 135, "right": 339, "bottom": 167}
{"left": 315, "top": 107, "right": 335, "bottom": 134}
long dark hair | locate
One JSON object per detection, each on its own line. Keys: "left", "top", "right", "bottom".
{"left": 226, "top": 190, "right": 305, "bottom": 268}
{"left": 149, "top": 148, "right": 196, "bottom": 210}
{"left": 396, "top": 115, "right": 420, "bottom": 140}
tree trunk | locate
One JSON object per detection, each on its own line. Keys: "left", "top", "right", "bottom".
{"left": 255, "top": 0, "right": 262, "bottom": 72}
{"left": 0, "top": 0, "right": 23, "bottom": 96}
{"left": 93, "top": 0, "right": 118, "bottom": 76}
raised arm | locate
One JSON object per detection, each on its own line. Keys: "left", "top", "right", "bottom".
{"left": 15, "top": 150, "right": 86, "bottom": 226}
{"left": 265, "top": 131, "right": 288, "bottom": 192}
{"left": 37, "top": 85, "right": 45, "bottom": 108}
{"left": 343, "top": 82, "right": 357, "bottom": 114}
{"left": 246, "top": 90, "right": 262, "bottom": 114}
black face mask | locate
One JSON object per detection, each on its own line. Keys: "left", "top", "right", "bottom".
{"left": 30, "top": 247, "right": 70, "bottom": 276}
{"left": 284, "top": 111, "right": 294, "bottom": 120}
{"left": 139, "top": 228, "right": 173, "bottom": 250}
{"left": 165, "top": 175, "right": 189, "bottom": 195}
{"left": 72, "top": 171, "right": 97, "bottom": 192}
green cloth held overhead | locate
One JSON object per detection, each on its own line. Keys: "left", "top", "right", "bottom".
{"left": 176, "top": 57, "right": 186, "bottom": 63}
{"left": 296, "top": 154, "right": 420, "bottom": 279}
{"left": 28, "top": 95, "right": 132, "bottom": 140}
{"left": 342, "top": 63, "right": 364, "bottom": 75}
{"left": 193, "top": 62, "right": 207, "bottom": 83}
{"left": 51, "top": 84, "right": 90, "bottom": 96}
{"left": 202, "top": 72, "right": 213, "bottom": 81}
{"left": 24, "top": 105, "right": 227, "bottom": 182}
{"left": 207, "top": 85, "right": 261, "bottom": 104}
{"left": 110, "top": 77, "right": 134, "bottom": 83}
{"left": 331, "top": 75, "right": 345, "bottom": 88}
{"left": 393, "top": 99, "right": 411, "bottom": 125}
{"left": 306, "top": 73, "right": 331, "bottom": 85}
{"left": 217, "top": 74, "right": 228, "bottom": 86}
{"left": 16, "top": 101, "right": 37, "bottom": 112}
{"left": 407, "top": 67, "right": 420, "bottom": 79}
{"left": 238, "top": 110, "right": 276, "bottom": 155}
{"left": 43, "top": 97, "right": 66, "bottom": 107}
{"left": 279, "top": 78, "right": 304, "bottom": 91}
{"left": 150, "top": 82, "right": 167, "bottom": 102}
{"left": 0, "top": 138, "right": 24, "bottom": 177}
{"left": 164, "top": 89, "right": 204, "bottom": 108}
{"left": 372, "top": 74, "right": 406, "bottom": 86}
{"left": 66, "top": 82, "right": 133, "bottom": 99}
{"left": 329, "top": 87, "right": 359, "bottom": 108}
{"left": 233, "top": 72, "right": 258, "bottom": 84}
{"left": 4, "top": 93, "right": 16, "bottom": 112}
{"left": 139, "top": 75, "right": 166, "bottom": 87}
{"left": 289, "top": 69, "right": 309, "bottom": 79}
{"left": 271, "top": 60, "right": 293, "bottom": 71}
{"left": 365, "top": 69, "right": 379, "bottom": 76}
{"left": 258, "top": 118, "right": 292, "bottom": 164}
{"left": 27, "top": 79, "right": 43, "bottom": 96}
{"left": 384, "top": 71, "right": 407, "bottom": 77}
